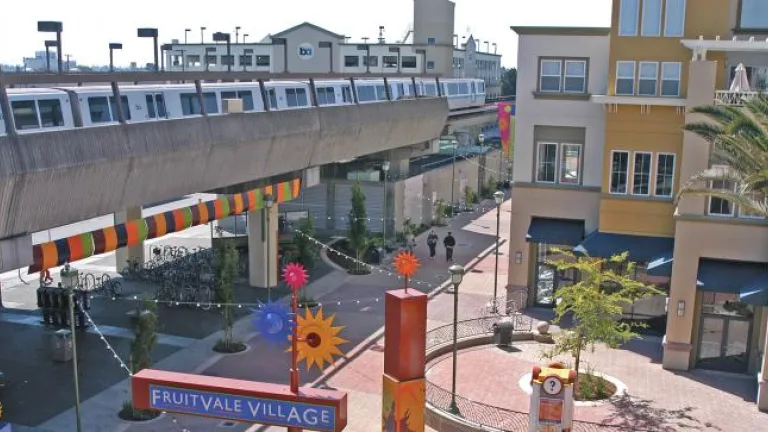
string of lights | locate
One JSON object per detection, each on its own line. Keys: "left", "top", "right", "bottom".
{"left": 98, "top": 293, "right": 387, "bottom": 309}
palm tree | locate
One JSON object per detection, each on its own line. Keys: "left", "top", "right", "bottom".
{"left": 676, "top": 94, "right": 768, "bottom": 216}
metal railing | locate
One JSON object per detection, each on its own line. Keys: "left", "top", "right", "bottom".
{"left": 424, "top": 316, "right": 645, "bottom": 432}
{"left": 715, "top": 89, "right": 760, "bottom": 106}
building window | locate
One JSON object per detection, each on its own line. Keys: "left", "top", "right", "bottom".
{"left": 256, "top": 55, "right": 270, "bottom": 67}
{"left": 641, "top": 0, "right": 663, "bottom": 36}
{"left": 539, "top": 59, "right": 562, "bottom": 92}
{"left": 740, "top": 191, "right": 766, "bottom": 219}
{"left": 186, "top": 55, "right": 201, "bottom": 67}
{"left": 205, "top": 54, "right": 217, "bottom": 66}
{"left": 239, "top": 55, "right": 253, "bottom": 66}
{"left": 664, "top": 0, "right": 686, "bottom": 37}
{"left": 632, "top": 152, "right": 653, "bottom": 195}
{"left": 221, "top": 55, "right": 234, "bottom": 66}
{"left": 739, "top": 0, "right": 768, "bottom": 30}
{"left": 638, "top": 62, "right": 658, "bottom": 96}
{"left": 619, "top": 0, "right": 640, "bottom": 36}
{"left": 401, "top": 56, "right": 417, "bottom": 68}
{"left": 616, "top": 61, "right": 636, "bottom": 95}
{"left": 344, "top": 56, "right": 359, "bottom": 67}
{"left": 383, "top": 56, "right": 398, "bottom": 68}
{"left": 564, "top": 60, "right": 587, "bottom": 93}
{"left": 536, "top": 142, "right": 558, "bottom": 183}
{"left": 364, "top": 56, "right": 378, "bottom": 67}
{"left": 427, "top": 60, "right": 435, "bottom": 70}
{"left": 661, "top": 62, "right": 682, "bottom": 96}
{"left": 610, "top": 151, "right": 630, "bottom": 194}
{"left": 654, "top": 153, "right": 675, "bottom": 197}
{"left": 427, "top": 37, "right": 436, "bottom": 45}
{"left": 559, "top": 144, "right": 582, "bottom": 184}
{"left": 708, "top": 179, "right": 735, "bottom": 216}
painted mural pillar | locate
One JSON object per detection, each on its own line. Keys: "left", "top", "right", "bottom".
{"left": 382, "top": 289, "right": 427, "bottom": 432}
{"left": 247, "top": 204, "right": 278, "bottom": 289}
{"left": 115, "top": 206, "right": 144, "bottom": 273}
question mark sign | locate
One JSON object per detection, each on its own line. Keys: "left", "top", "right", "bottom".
{"left": 549, "top": 380, "right": 556, "bottom": 391}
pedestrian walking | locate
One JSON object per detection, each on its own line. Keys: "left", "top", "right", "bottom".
{"left": 443, "top": 231, "right": 456, "bottom": 262}
{"left": 426, "top": 230, "right": 439, "bottom": 260}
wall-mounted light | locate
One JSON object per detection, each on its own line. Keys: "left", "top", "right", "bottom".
{"left": 677, "top": 300, "right": 686, "bottom": 317}
{"left": 514, "top": 251, "right": 523, "bottom": 264}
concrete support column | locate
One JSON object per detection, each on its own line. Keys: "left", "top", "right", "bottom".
{"left": 115, "top": 206, "right": 144, "bottom": 272}
{"left": 386, "top": 150, "right": 410, "bottom": 239}
{"left": 758, "top": 311, "right": 768, "bottom": 411}
{"left": 247, "top": 204, "right": 278, "bottom": 289}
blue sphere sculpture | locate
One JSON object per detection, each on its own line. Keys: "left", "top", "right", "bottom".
{"left": 251, "top": 301, "right": 294, "bottom": 347}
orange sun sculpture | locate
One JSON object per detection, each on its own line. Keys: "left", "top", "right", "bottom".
{"left": 393, "top": 251, "right": 420, "bottom": 292}
{"left": 289, "top": 307, "right": 349, "bottom": 372}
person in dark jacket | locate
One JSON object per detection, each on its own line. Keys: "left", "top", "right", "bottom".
{"left": 426, "top": 230, "right": 439, "bottom": 260}
{"left": 443, "top": 232, "right": 456, "bottom": 262}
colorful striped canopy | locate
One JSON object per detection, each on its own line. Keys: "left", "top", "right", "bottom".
{"left": 28, "top": 178, "right": 301, "bottom": 273}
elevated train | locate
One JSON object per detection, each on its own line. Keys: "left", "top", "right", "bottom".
{"left": 0, "top": 78, "right": 487, "bottom": 136}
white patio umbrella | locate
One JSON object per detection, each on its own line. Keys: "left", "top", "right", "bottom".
{"left": 729, "top": 63, "right": 751, "bottom": 92}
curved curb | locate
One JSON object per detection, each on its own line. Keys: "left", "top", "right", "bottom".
{"left": 117, "top": 411, "right": 166, "bottom": 425}
{"left": 211, "top": 342, "right": 252, "bottom": 356}
{"left": 518, "top": 371, "right": 629, "bottom": 407}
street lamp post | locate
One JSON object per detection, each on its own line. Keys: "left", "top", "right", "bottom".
{"left": 492, "top": 190, "right": 505, "bottom": 313}
{"left": 382, "top": 160, "right": 390, "bottom": 247}
{"left": 62, "top": 263, "right": 83, "bottom": 432}
{"left": 44, "top": 40, "right": 57, "bottom": 73}
{"left": 450, "top": 137, "right": 458, "bottom": 217}
{"left": 478, "top": 133, "right": 486, "bottom": 197}
{"left": 137, "top": 28, "right": 159, "bottom": 71}
{"left": 213, "top": 32, "right": 232, "bottom": 72}
{"left": 108, "top": 43, "right": 122, "bottom": 72}
{"left": 265, "top": 194, "right": 275, "bottom": 302}
{"left": 235, "top": 26, "right": 241, "bottom": 43}
{"left": 200, "top": 26, "right": 207, "bottom": 43}
{"left": 37, "top": 21, "right": 63, "bottom": 73}
{"left": 243, "top": 33, "right": 249, "bottom": 43}
{"left": 448, "top": 264, "right": 465, "bottom": 414}
{"left": 184, "top": 28, "right": 191, "bottom": 44}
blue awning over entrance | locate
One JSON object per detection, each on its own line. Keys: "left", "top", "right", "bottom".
{"left": 526, "top": 217, "right": 585, "bottom": 246}
{"left": 647, "top": 250, "right": 674, "bottom": 277}
{"left": 697, "top": 259, "right": 768, "bottom": 305}
{"left": 574, "top": 232, "right": 674, "bottom": 263}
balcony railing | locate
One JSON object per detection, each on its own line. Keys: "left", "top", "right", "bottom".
{"left": 715, "top": 90, "right": 760, "bottom": 106}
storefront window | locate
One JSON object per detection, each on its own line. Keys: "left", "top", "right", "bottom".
{"left": 534, "top": 244, "right": 578, "bottom": 307}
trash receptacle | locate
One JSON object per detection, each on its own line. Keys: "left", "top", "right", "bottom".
{"left": 52, "top": 329, "right": 73, "bottom": 362}
{"left": 492, "top": 317, "right": 515, "bottom": 346}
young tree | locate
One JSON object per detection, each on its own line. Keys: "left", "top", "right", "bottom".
{"left": 348, "top": 181, "right": 369, "bottom": 272}
{"left": 543, "top": 250, "right": 662, "bottom": 375}
{"left": 130, "top": 297, "right": 158, "bottom": 373}
{"left": 501, "top": 67, "right": 517, "bottom": 97}
{"left": 214, "top": 241, "right": 239, "bottom": 351}
{"left": 294, "top": 217, "right": 318, "bottom": 269}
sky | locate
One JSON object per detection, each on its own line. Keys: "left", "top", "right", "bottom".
{"left": 0, "top": 0, "right": 612, "bottom": 68}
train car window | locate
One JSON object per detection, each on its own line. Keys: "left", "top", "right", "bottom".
{"left": 285, "top": 88, "right": 308, "bottom": 107}
{"left": 408, "top": 84, "right": 415, "bottom": 95}
{"left": 180, "top": 93, "right": 201, "bottom": 115}
{"left": 448, "top": 83, "right": 459, "bottom": 95}
{"left": 267, "top": 89, "right": 278, "bottom": 109}
{"left": 109, "top": 95, "right": 131, "bottom": 121}
{"left": 356, "top": 86, "right": 374, "bottom": 102}
{"left": 316, "top": 87, "right": 335, "bottom": 105}
{"left": 38, "top": 99, "right": 64, "bottom": 127}
{"left": 376, "top": 85, "right": 387, "bottom": 100}
{"left": 88, "top": 97, "right": 112, "bottom": 123}
{"left": 238, "top": 91, "right": 255, "bottom": 111}
{"left": 396, "top": 83, "right": 405, "bottom": 99}
{"left": 146, "top": 95, "right": 157, "bottom": 118}
{"left": 459, "top": 83, "right": 469, "bottom": 95}
{"left": 342, "top": 86, "right": 353, "bottom": 103}
{"left": 478, "top": 82, "right": 485, "bottom": 93}
{"left": 204, "top": 93, "right": 218, "bottom": 114}
{"left": 424, "top": 84, "right": 437, "bottom": 96}
{"left": 11, "top": 100, "right": 39, "bottom": 129}
{"left": 155, "top": 95, "right": 167, "bottom": 117}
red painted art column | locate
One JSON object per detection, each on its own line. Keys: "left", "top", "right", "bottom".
{"left": 382, "top": 289, "right": 427, "bottom": 432}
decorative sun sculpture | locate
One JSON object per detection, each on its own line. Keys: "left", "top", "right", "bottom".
{"left": 393, "top": 251, "right": 420, "bottom": 292}
{"left": 251, "top": 302, "right": 294, "bottom": 347}
{"left": 283, "top": 262, "right": 309, "bottom": 292}
{"left": 289, "top": 307, "right": 348, "bottom": 372}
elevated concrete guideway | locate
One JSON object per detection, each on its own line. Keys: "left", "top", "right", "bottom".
{"left": 0, "top": 97, "right": 449, "bottom": 243}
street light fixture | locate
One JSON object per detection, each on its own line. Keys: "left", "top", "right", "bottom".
{"left": 265, "top": 194, "right": 275, "bottom": 302}
{"left": 382, "top": 160, "right": 391, "bottom": 247}
{"left": 492, "top": 190, "right": 505, "bottom": 313}
{"left": 108, "top": 43, "right": 122, "bottom": 72}
{"left": 44, "top": 40, "right": 57, "bottom": 73}
{"left": 213, "top": 32, "right": 232, "bottom": 72}
{"left": 235, "top": 26, "right": 241, "bottom": 43}
{"left": 61, "top": 262, "right": 83, "bottom": 432}
{"left": 137, "top": 28, "right": 159, "bottom": 71}
{"left": 37, "top": 21, "right": 63, "bottom": 73}
{"left": 243, "top": 33, "right": 249, "bottom": 43}
{"left": 448, "top": 263, "right": 465, "bottom": 414}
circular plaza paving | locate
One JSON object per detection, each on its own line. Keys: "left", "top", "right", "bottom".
{"left": 425, "top": 339, "right": 768, "bottom": 431}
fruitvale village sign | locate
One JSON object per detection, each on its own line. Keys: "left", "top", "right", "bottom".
{"left": 132, "top": 369, "right": 347, "bottom": 431}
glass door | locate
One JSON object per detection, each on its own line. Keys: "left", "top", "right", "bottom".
{"left": 534, "top": 263, "right": 556, "bottom": 306}
{"left": 697, "top": 314, "right": 751, "bottom": 373}
{"left": 145, "top": 93, "right": 167, "bottom": 119}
